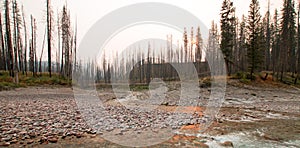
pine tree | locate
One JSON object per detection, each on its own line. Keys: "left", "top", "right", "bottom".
{"left": 295, "top": 4, "right": 300, "bottom": 84}
{"left": 272, "top": 9, "right": 280, "bottom": 79}
{"left": 220, "top": 0, "right": 236, "bottom": 75}
{"left": 280, "top": 0, "right": 297, "bottom": 81}
{"left": 238, "top": 15, "right": 248, "bottom": 71}
{"left": 207, "top": 21, "right": 221, "bottom": 75}
{"left": 190, "top": 27, "right": 194, "bottom": 62}
{"left": 265, "top": 0, "right": 271, "bottom": 71}
{"left": 246, "top": 0, "right": 262, "bottom": 80}
{"left": 183, "top": 28, "right": 188, "bottom": 63}
{"left": 195, "top": 26, "right": 203, "bottom": 63}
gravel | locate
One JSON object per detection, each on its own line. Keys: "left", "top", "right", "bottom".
{"left": 0, "top": 87, "right": 203, "bottom": 146}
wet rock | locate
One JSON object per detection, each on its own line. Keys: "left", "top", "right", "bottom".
{"left": 263, "top": 134, "right": 280, "bottom": 141}
{"left": 220, "top": 141, "right": 234, "bottom": 147}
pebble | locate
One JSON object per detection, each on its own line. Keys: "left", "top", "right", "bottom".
{"left": 1, "top": 137, "right": 11, "bottom": 142}
{"left": 27, "top": 140, "right": 34, "bottom": 144}
{"left": 48, "top": 137, "right": 58, "bottom": 143}
{"left": 39, "top": 137, "right": 48, "bottom": 143}
{"left": 76, "top": 133, "right": 82, "bottom": 138}
{"left": 1, "top": 142, "right": 10, "bottom": 146}
{"left": 10, "top": 139, "right": 18, "bottom": 144}
{"left": 0, "top": 89, "right": 207, "bottom": 147}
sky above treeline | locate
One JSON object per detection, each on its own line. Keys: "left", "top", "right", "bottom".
{"left": 0, "top": 0, "right": 288, "bottom": 60}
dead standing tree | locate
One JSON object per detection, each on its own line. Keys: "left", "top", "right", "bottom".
{"left": 5, "top": 0, "right": 14, "bottom": 78}
{"left": 0, "top": 13, "right": 6, "bottom": 71}
{"left": 47, "top": 0, "right": 52, "bottom": 77}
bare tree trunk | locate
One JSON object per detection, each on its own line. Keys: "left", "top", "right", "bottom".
{"left": 74, "top": 19, "right": 77, "bottom": 74}
{"left": 30, "top": 15, "right": 36, "bottom": 76}
{"left": 5, "top": 0, "right": 14, "bottom": 78}
{"left": 47, "top": 0, "right": 52, "bottom": 77}
{"left": 39, "top": 28, "right": 47, "bottom": 74}
{"left": 12, "top": 0, "right": 20, "bottom": 83}
{"left": 0, "top": 14, "right": 6, "bottom": 71}
{"left": 57, "top": 13, "right": 60, "bottom": 73}
{"left": 22, "top": 5, "right": 28, "bottom": 75}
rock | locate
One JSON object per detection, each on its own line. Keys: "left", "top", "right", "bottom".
{"left": 48, "top": 137, "right": 58, "bottom": 143}
{"left": 251, "top": 93, "right": 257, "bottom": 96}
{"left": 10, "top": 139, "right": 18, "bottom": 144}
{"left": 0, "top": 142, "right": 10, "bottom": 147}
{"left": 33, "top": 122, "right": 39, "bottom": 126}
{"left": 220, "top": 141, "right": 234, "bottom": 147}
{"left": 193, "top": 141, "right": 209, "bottom": 148}
{"left": 61, "top": 135, "right": 67, "bottom": 139}
{"left": 90, "top": 134, "right": 97, "bottom": 138}
{"left": 39, "top": 137, "right": 48, "bottom": 144}
{"left": 88, "top": 130, "right": 97, "bottom": 134}
{"left": 22, "top": 135, "right": 30, "bottom": 140}
{"left": 27, "top": 140, "right": 34, "bottom": 144}
{"left": 29, "top": 132, "right": 36, "bottom": 138}
{"left": 76, "top": 133, "right": 82, "bottom": 138}
{"left": 263, "top": 135, "right": 279, "bottom": 141}
{"left": 1, "top": 137, "right": 11, "bottom": 142}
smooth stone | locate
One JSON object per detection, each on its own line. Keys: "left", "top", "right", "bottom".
{"left": 48, "top": 137, "right": 58, "bottom": 143}
{"left": 220, "top": 141, "right": 234, "bottom": 147}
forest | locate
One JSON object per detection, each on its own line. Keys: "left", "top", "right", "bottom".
{"left": 0, "top": 0, "right": 299, "bottom": 147}
{"left": 0, "top": 0, "right": 300, "bottom": 86}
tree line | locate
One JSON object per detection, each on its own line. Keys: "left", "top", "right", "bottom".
{"left": 1, "top": 0, "right": 300, "bottom": 85}
{"left": 80, "top": 0, "right": 300, "bottom": 85}
{"left": 218, "top": 0, "right": 300, "bottom": 83}
{"left": 0, "top": 0, "right": 77, "bottom": 83}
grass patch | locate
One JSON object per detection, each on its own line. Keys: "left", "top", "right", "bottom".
{"left": 130, "top": 84, "right": 149, "bottom": 91}
{"left": 199, "top": 77, "right": 212, "bottom": 88}
{"left": 0, "top": 71, "right": 72, "bottom": 91}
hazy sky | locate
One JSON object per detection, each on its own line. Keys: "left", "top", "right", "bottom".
{"left": 2, "top": 0, "right": 284, "bottom": 59}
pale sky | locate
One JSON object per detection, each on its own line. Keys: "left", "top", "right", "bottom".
{"left": 1, "top": 0, "right": 284, "bottom": 60}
